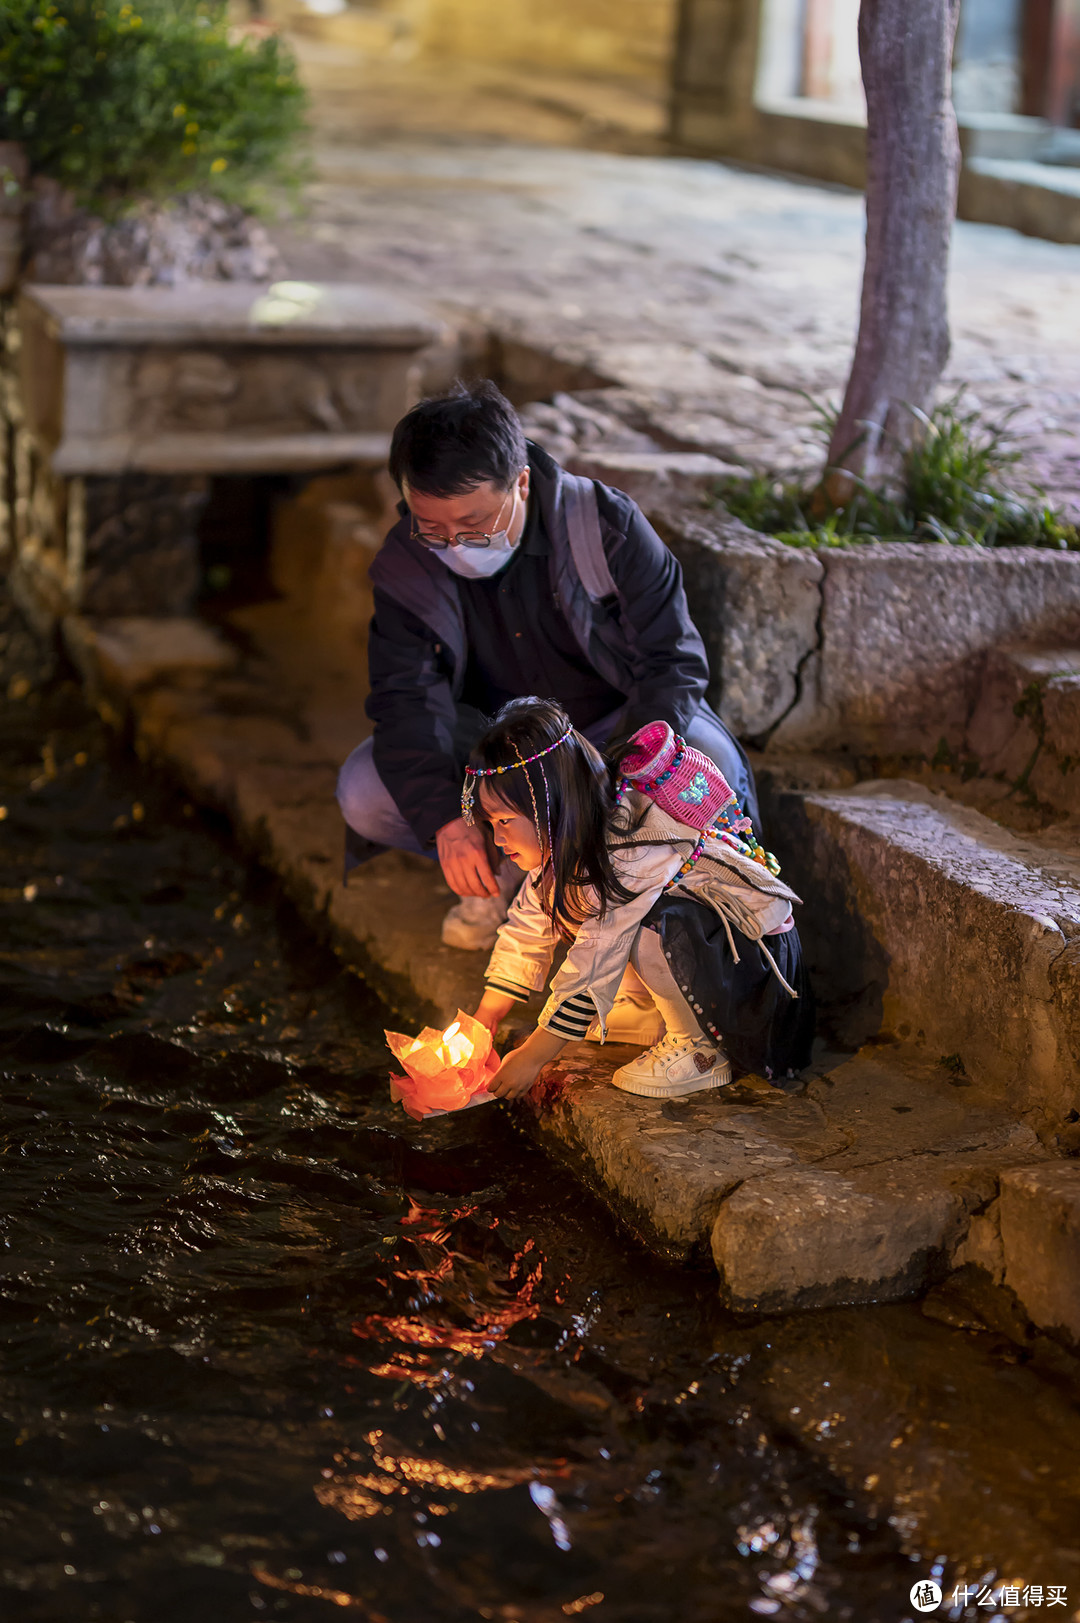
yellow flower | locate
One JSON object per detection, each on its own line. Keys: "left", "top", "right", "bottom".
{"left": 173, "top": 103, "right": 185, "bottom": 117}
{"left": 181, "top": 141, "right": 197, "bottom": 156}
{"left": 71, "top": 123, "right": 82, "bottom": 133}
{"left": 184, "top": 122, "right": 199, "bottom": 135}
{"left": 210, "top": 157, "right": 228, "bottom": 174}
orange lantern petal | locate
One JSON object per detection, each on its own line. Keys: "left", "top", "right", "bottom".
{"left": 385, "top": 1009, "right": 498, "bottom": 1119}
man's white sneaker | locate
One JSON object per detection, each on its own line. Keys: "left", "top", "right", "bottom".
{"left": 441, "top": 861, "right": 524, "bottom": 952}
{"left": 610, "top": 1033, "right": 732, "bottom": 1098}
{"left": 441, "top": 891, "right": 509, "bottom": 952}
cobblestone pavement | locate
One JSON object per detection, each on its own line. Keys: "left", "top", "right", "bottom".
{"left": 272, "top": 49, "right": 1080, "bottom": 514}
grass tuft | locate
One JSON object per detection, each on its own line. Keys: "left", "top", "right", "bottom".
{"left": 715, "top": 394, "right": 1078, "bottom": 551}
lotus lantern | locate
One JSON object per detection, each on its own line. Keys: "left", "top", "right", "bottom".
{"left": 385, "top": 1009, "right": 499, "bottom": 1119}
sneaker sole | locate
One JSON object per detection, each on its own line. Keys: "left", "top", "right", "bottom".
{"left": 441, "top": 924, "right": 501, "bottom": 951}
{"left": 609, "top": 1059, "right": 733, "bottom": 1098}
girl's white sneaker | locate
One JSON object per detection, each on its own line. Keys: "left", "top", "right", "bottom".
{"left": 610, "top": 1033, "right": 732, "bottom": 1098}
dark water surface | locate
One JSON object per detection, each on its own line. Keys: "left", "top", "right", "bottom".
{"left": 1, "top": 609, "right": 1079, "bottom": 1623}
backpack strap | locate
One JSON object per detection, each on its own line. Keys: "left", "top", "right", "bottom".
{"left": 560, "top": 475, "right": 617, "bottom": 602}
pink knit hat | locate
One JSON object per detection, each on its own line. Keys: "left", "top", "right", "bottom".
{"left": 618, "top": 721, "right": 737, "bottom": 832}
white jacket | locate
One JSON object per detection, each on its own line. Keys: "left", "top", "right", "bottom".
{"left": 484, "top": 793, "right": 801, "bottom": 1039}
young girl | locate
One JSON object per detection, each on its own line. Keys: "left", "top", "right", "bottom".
{"left": 467, "top": 697, "right": 814, "bottom": 1101}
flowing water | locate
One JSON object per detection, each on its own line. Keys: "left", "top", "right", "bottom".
{"left": 1, "top": 604, "right": 1079, "bottom": 1623}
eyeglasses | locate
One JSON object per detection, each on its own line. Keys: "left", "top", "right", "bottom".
{"left": 409, "top": 487, "right": 515, "bottom": 551}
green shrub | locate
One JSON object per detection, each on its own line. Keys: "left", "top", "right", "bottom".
{"left": 717, "top": 395, "right": 1079, "bottom": 551}
{"left": 0, "top": 0, "right": 307, "bottom": 211}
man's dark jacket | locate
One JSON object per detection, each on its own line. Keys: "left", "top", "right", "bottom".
{"left": 366, "top": 440, "right": 711, "bottom": 847}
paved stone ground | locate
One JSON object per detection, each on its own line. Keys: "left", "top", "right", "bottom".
{"left": 270, "top": 45, "right": 1080, "bottom": 514}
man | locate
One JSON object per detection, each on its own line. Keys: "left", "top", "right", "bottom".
{"left": 337, "top": 379, "right": 758, "bottom": 950}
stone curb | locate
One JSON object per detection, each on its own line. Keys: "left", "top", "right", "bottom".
{"left": 521, "top": 1039, "right": 1049, "bottom": 1315}
{"left": 762, "top": 776, "right": 1080, "bottom": 1132}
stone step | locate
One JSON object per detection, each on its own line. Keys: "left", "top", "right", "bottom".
{"left": 966, "top": 643, "right": 1080, "bottom": 817}
{"left": 998, "top": 1163, "right": 1080, "bottom": 1347}
{"left": 524, "top": 1037, "right": 1049, "bottom": 1312}
{"left": 758, "top": 771, "right": 1080, "bottom": 1133}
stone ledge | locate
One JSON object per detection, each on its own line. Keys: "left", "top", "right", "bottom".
{"left": 63, "top": 615, "right": 239, "bottom": 697}
{"left": 712, "top": 1153, "right": 1011, "bottom": 1314}
{"left": 961, "top": 156, "right": 1080, "bottom": 246}
{"left": 653, "top": 502, "right": 1080, "bottom": 754}
{"left": 52, "top": 431, "right": 393, "bottom": 478}
{"left": 1001, "top": 1164, "right": 1080, "bottom": 1349}
{"left": 654, "top": 504, "right": 824, "bottom": 741}
{"left": 764, "top": 776, "right": 1080, "bottom": 1128}
{"left": 22, "top": 282, "right": 443, "bottom": 348}
{"left": 966, "top": 644, "right": 1080, "bottom": 819}
{"left": 523, "top": 1039, "right": 1045, "bottom": 1300}
{"left": 564, "top": 449, "right": 739, "bottom": 513}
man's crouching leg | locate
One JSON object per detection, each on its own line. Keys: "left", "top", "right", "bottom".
{"left": 336, "top": 738, "right": 433, "bottom": 862}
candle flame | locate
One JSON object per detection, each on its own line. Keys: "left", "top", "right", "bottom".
{"left": 443, "top": 1021, "right": 461, "bottom": 1041}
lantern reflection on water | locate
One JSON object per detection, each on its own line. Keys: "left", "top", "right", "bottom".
{"left": 385, "top": 1008, "right": 500, "bottom": 1119}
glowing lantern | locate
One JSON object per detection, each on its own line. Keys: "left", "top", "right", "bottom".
{"left": 385, "top": 1009, "right": 500, "bottom": 1120}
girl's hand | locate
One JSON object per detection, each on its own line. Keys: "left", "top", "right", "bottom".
{"left": 487, "top": 1025, "right": 569, "bottom": 1100}
{"left": 488, "top": 1046, "right": 545, "bottom": 1100}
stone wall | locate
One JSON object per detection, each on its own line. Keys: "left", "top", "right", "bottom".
{"left": 658, "top": 504, "right": 1080, "bottom": 756}
{"left": 412, "top": 0, "right": 678, "bottom": 83}
{"left": 2, "top": 283, "right": 439, "bottom": 628}
{"left": 362, "top": 0, "right": 678, "bottom": 83}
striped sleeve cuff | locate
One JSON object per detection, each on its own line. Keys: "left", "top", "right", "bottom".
{"left": 484, "top": 977, "right": 532, "bottom": 1004}
{"left": 540, "top": 991, "right": 596, "bottom": 1040}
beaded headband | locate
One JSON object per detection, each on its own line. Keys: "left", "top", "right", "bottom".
{"left": 461, "top": 724, "right": 575, "bottom": 830}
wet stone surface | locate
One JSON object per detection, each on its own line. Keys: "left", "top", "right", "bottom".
{"left": 2, "top": 602, "right": 1080, "bottom": 1621}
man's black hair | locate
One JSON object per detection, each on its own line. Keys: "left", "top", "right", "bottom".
{"left": 388, "top": 379, "right": 528, "bottom": 497}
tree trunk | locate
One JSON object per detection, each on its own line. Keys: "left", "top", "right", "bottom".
{"left": 822, "top": 0, "right": 962, "bottom": 505}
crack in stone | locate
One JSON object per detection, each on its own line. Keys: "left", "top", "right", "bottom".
{"left": 755, "top": 548, "right": 827, "bottom": 750}
{"left": 813, "top": 1139, "right": 1006, "bottom": 1174}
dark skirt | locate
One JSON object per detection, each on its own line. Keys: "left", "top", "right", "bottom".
{"left": 641, "top": 893, "right": 815, "bottom": 1081}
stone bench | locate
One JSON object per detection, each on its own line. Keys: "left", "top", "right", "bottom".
{"left": 3, "top": 281, "right": 441, "bottom": 626}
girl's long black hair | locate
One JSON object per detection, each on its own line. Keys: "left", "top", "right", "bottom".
{"left": 469, "top": 698, "right": 635, "bottom": 940}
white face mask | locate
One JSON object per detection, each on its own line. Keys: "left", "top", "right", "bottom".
{"left": 409, "top": 482, "right": 524, "bottom": 580}
{"left": 435, "top": 526, "right": 519, "bottom": 579}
